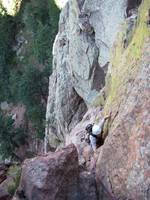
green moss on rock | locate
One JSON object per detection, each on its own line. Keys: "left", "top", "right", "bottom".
{"left": 91, "top": 94, "right": 105, "bottom": 108}
{"left": 104, "top": 0, "right": 150, "bottom": 114}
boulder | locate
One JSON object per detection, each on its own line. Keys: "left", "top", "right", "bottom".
{"left": 16, "top": 144, "right": 79, "bottom": 200}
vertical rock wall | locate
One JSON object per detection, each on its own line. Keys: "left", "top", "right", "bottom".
{"left": 96, "top": 0, "right": 150, "bottom": 198}
{"left": 96, "top": 39, "right": 150, "bottom": 200}
{"left": 46, "top": 0, "right": 127, "bottom": 148}
{"left": 12, "top": 1, "right": 150, "bottom": 200}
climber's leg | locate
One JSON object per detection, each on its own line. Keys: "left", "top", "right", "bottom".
{"left": 90, "top": 135, "right": 97, "bottom": 152}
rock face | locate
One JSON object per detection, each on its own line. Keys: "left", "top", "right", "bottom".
{"left": 65, "top": 107, "right": 103, "bottom": 165}
{"left": 15, "top": 144, "right": 101, "bottom": 200}
{"left": 13, "top": 143, "right": 115, "bottom": 200}
{"left": 0, "top": 187, "right": 11, "bottom": 200}
{"left": 78, "top": 171, "right": 98, "bottom": 200}
{"left": 46, "top": 0, "right": 127, "bottom": 148}
{"left": 44, "top": 0, "right": 150, "bottom": 199}
{"left": 16, "top": 144, "right": 79, "bottom": 200}
{"left": 96, "top": 39, "right": 150, "bottom": 200}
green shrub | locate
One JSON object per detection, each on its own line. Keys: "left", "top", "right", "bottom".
{"left": 0, "top": 4, "right": 17, "bottom": 101}
{"left": 0, "top": 0, "right": 60, "bottom": 143}
{"left": 15, "top": 0, "right": 60, "bottom": 138}
{"left": 0, "top": 110, "right": 26, "bottom": 159}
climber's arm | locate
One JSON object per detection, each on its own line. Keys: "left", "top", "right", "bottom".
{"left": 97, "top": 112, "right": 112, "bottom": 132}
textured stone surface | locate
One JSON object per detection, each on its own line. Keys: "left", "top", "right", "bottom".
{"left": 46, "top": 0, "right": 127, "bottom": 148}
{"left": 46, "top": 3, "right": 87, "bottom": 148}
{"left": 16, "top": 144, "right": 79, "bottom": 200}
{"left": 45, "top": 1, "right": 150, "bottom": 199}
{"left": 66, "top": 107, "right": 103, "bottom": 165}
{"left": 81, "top": 0, "right": 127, "bottom": 66}
{"left": 14, "top": 144, "right": 103, "bottom": 200}
{"left": 0, "top": 187, "right": 11, "bottom": 200}
{"left": 78, "top": 171, "right": 98, "bottom": 200}
{"left": 96, "top": 39, "right": 150, "bottom": 199}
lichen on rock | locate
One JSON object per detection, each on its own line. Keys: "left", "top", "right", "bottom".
{"left": 96, "top": 1, "right": 150, "bottom": 199}
{"left": 43, "top": 0, "right": 150, "bottom": 199}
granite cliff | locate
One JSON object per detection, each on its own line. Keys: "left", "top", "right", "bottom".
{"left": 12, "top": 0, "right": 150, "bottom": 199}
{"left": 46, "top": 0, "right": 128, "bottom": 148}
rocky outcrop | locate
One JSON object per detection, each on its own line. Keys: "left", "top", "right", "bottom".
{"left": 44, "top": 0, "right": 150, "bottom": 199}
{"left": 15, "top": 144, "right": 104, "bottom": 200}
{"left": 46, "top": 0, "right": 127, "bottom": 148}
{"left": 65, "top": 107, "right": 104, "bottom": 165}
{"left": 96, "top": 38, "right": 150, "bottom": 200}
{"left": 62, "top": 1, "right": 150, "bottom": 199}
{"left": 78, "top": 171, "right": 98, "bottom": 200}
{"left": 0, "top": 187, "right": 11, "bottom": 200}
{"left": 95, "top": 0, "right": 150, "bottom": 198}
{"left": 16, "top": 144, "right": 79, "bottom": 200}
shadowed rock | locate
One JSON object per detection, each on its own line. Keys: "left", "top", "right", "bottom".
{"left": 46, "top": 0, "right": 127, "bottom": 148}
{"left": 16, "top": 144, "right": 79, "bottom": 200}
{"left": 0, "top": 187, "right": 11, "bottom": 200}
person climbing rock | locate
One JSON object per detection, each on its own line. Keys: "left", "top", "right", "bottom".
{"left": 85, "top": 114, "right": 111, "bottom": 151}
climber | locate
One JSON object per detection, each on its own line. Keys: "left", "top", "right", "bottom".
{"left": 85, "top": 114, "right": 111, "bottom": 151}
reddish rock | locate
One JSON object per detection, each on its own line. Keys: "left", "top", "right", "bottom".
{"left": 0, "top": 187, "right": 11, "bottom": 200}
{"left": 96, "top": 41, "right": 150, "bottom": 199}
{"left": 66, "top": 107, "right": 103, "bottom": 165}
{"left": 17, "top": 144, "right": 79, "bottom": 200}
{"left": 78, "top": 171, "right": 98, "bottom": 200}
